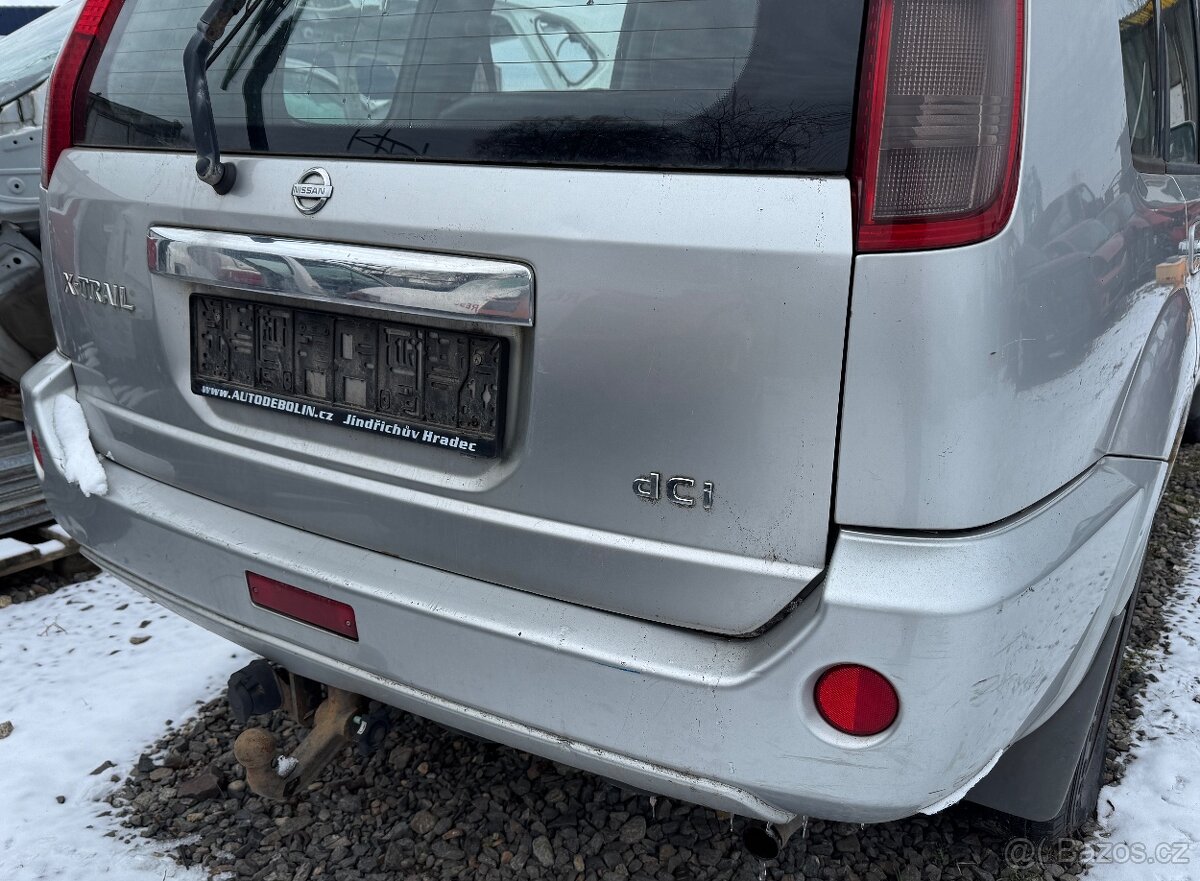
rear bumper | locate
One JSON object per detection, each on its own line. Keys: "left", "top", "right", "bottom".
{"left": 23, "top": 352, "right": 1166, "bottom": 823}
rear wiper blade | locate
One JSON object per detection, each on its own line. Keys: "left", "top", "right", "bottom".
{"left": 218, "top": 0, "right": 294, "bottom": 91}
{"left": 184, "top": 0, "right": 248, "bottom": 195}
{"left": 209, "top": 0, "right": 266, "bottom": 69}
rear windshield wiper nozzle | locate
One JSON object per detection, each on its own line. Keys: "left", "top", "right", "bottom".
{"left": 184, "top": 0, "right": 248, "bottom": 195}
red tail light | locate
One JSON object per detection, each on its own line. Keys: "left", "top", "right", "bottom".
{"left": 853, "top": 0, "right": 1025, "bottom": 252}
{"left": 42, "top": 0, "right": 125, "bottom": 189}
{"left": 246, "top": 572, "right": 359, "bottom": 641}
{"left": 814, "top": 664, "right": 900, "bottom": 736}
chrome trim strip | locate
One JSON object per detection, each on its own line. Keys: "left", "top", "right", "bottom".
{"left": 147, "top": 226, "right": 534, "bottom": 326}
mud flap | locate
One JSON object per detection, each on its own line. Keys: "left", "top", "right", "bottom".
{"left": 965, "top": 607, "right": 1127, "bottom": 822}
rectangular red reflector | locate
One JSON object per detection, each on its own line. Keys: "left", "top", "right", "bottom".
{"left": 30, "top": 430, "right": 43, "bottom": 470}
{"left": 246, "top": 572, "right": 358, "bottom": 641}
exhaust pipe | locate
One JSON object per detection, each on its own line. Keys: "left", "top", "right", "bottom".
{"left": 742, "top": 816, "right": 808, "bottom": 862}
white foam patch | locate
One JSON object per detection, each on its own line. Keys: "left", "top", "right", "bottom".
{"left": 275, "top": 755, "right": 299, "bottom": 778}
{"left": 50, "top": 394, "right": 108, "bottom": 498}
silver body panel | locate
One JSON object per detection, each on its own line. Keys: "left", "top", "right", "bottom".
{"left": 43, "top": 154, "right": 853, "bottom": 634}
{"left": 28, "top": 0, "right": 1200, "bottom": 821}
{"left": 838, "top": 0, "right": 1199, "bottom": 529}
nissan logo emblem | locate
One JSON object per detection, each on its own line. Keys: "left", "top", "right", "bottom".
{"left": 292, "top": 167, "right": 334, "bottom": 215}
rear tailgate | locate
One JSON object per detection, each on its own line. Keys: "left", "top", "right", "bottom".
{"left": 43, "top": 0, "right": 864, "bottom": 635}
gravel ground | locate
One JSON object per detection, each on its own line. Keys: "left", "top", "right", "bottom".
{"left": 0, "top": 549, "right": 97, "bottom": 608}
{"left": 104, "top": 447, "right": 1200, "bottom": 881}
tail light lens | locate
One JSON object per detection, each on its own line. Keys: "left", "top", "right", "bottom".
{"left": 42, "top": 0, "right": 125, "bottom": 189}
{"left": 814, "top": 664, "right": 900, "bottom": 736}
{"left": 30, "top": 430, "right": 45, "bottom": 478}
{"left": 854, "top": 0, "right": 1025, "bottom": 252}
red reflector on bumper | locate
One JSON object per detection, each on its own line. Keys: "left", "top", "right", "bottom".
{"left": 246, "top": 572, "right": 358, "bottom": 641}
{"left": 814, "top": 664, "right": 899, "bottom": 737}
{"left": 30, "top": 431, "right": 44, "bottom": 470}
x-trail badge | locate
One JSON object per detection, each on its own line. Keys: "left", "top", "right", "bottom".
{"left": 292, "top": 168, "right": 334, "bottom": 215}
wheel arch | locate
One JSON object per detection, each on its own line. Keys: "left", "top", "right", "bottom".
{"left": 1106, "top": 287, "right": 1199, "bottom": 461}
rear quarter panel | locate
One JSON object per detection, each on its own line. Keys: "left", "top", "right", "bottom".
{"left": 837, "top": 0, "right": 1198, "bottom": 530}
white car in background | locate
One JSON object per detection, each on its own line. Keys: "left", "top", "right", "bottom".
{"left": 0, "top": 3, "right": 63, "bottom": 38}
{"left": 0, "top": 0, "right": 79, "bottom": 383}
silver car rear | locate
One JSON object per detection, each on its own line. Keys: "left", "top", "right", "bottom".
{"left": 38, "top": 0, "right": 866, "bottom": 635}
{"left": 23, "top": 0, "right": 1200, "bottom": 835}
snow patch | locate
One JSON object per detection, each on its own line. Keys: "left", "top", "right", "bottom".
{"left": 50, "top": 394, "right": 108, "bottom": 497}
{"left": 1089, "top": 538, "right": 1200, "bottom": 880}
{"left": 0, "top": 574, "right": 248, "bottom": 880}
{"left": 0, "top": 536, "right": 35, "bottom": 561}
{"left": 45, "top": 523, "right": 72, "bottom": 542}
{"left": 0, "top": 536, "right": 67, "bottom": 562}
{"left": 918, "top": 749, "right": 1004, "bottom": 816}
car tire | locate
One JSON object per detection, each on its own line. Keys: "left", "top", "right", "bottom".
{"left": 1010, "top": 596, "right": 1134, "bottom": 841}
{"left": 1184, "top": 387, "right": 1200, "bottom": 444}
{"left": 1185, "top": 414, "right": 1200, "bottom": 445}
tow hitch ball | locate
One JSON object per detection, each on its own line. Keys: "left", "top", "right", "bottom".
{"left": 226, "top": 661, "right": 389, "bottom": 800}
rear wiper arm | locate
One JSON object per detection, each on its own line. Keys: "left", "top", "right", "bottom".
{"left": 184, "top": 0, "right": 248, "bottom": 195}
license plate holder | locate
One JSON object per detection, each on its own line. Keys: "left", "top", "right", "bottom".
{"left": 190, "top": 294, "right": 507, "bottom": 457}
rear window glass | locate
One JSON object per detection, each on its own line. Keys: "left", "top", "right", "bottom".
{"left": 83, "top": 0, "right": 866, "bottom": 173}
{"left": 1120, "top": 0, "right": 1159, "bottom": 160}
